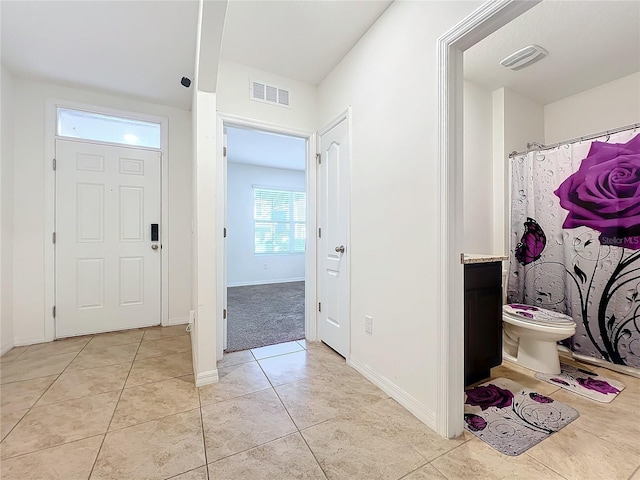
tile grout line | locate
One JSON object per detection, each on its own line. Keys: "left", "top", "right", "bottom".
{"left": 396, "top": 459, "right": 436, "bottom": 480}
{"left": 422, "top": 436, "right": 473, "bottom": 467}
{"left": 265, "top": 365, "right": 338, "bottom": 480}
{"left": 570, "top": 423, "right": 639, "bottom": 456}
{"left": 86, "top": 337, "right": 144, "bottom": 480}
{"left": 427, "top": 461, "right": 450, "bottom": 480}
{"left": 297, "top": 431, "right": 330, "bottom": 480}
{"left": 1, "top": 331, "right": 195, "bottom": 466}
{"left": 165, "top": 465, "right": 208, "bottom": 480}
{"left": 524, "top": 450, "right": 571, "bottom": 480}
{"left": 197, "top": 389, "right": 211, "bottom": 480}
{"left": 205, "top": 432, "right": 300, "bottom": 468}
{"left": 0, "top": 434, "right": 107, "bottom": 465}
{"left": 0, "top": 336, "right": 97, "bottom": 444}
{"left": 211, "top": 350, "right": 329, "bottom": 477}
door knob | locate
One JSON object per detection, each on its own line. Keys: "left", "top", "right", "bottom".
{"left": 335, "top": 245, "right": 345, "bottom": 254}
{"left": 151, "top": 244, "right": 159, "bottom": 251}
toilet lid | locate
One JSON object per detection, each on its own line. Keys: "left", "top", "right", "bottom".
{"left": 503, "top": 304, "right": 575, "bottom": 327}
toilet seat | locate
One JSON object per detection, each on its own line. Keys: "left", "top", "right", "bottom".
{"left": 503, "top": 304, "right": 575, "bottom": 328}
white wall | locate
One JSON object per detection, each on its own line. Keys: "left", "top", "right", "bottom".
{"left": 1, "top": 66, "right": 15, "bottom": 354}
{"left": 227, "top": 163, "right": 305, "bottom": 286}
{"left": 192, "top": 90, "right": 219, "bottom": 383}
{"left": 10, "top": 78, "right": 192, "bottom": 345}
{"left": 492, "top": 87, "right": 544, "bottom": 256}
{"left": 544, "top": 71, "right": 640, "bottom": 144}
{"left": 463, "top": 81, "right": 493, "bottom": 254}
{"left": 317, "top": 0, "right": 481, "bottom": 428}
{"left": 217, "top": 60, "right": 317, "bottom": 133}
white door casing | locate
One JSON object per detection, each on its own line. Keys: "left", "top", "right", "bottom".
{"left": 55, "top": 139, "right": 162, "bottom": 337}
{"left": 318, "top": 115, "right": 350, "bottom": 357}
{"left": 222, "top": 129, "right": 228, "bottom": 351}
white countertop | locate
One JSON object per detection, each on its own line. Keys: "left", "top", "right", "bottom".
{"left": 461, "top": 253, "right": 509, "bottom": 264}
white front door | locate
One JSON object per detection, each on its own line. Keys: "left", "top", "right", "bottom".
{"left": 318, "top": 117, "right": 349, "bottom": 357}
{"left": 55, "top": 139, "right": 162, "bottom": 337}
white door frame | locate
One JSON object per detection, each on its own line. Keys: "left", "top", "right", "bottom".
{"left": 44, "top": 99, "right": 170, "bottom": 341}
{"left": 317, "top": 108, "right": 352, "bottom": 360}
{"left": 436, "top": 0, "right": 540, "bottom": 438}
{"left": 216, "top": 112, "right": 317, "bottom": 358}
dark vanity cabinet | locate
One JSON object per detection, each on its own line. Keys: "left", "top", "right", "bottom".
{"left": 464, "top": 261, "right": 503, "bottom": 386}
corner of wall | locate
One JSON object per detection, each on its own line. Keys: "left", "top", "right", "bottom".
{"left": 349, "top": 356, "right": 437, "bottom": 430}
{"left": 1, "top": 65, "right": 16, "bottom": 353}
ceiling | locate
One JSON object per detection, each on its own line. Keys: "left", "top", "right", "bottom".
{"left": 220, "top": 0, "right": 392, "bottom": 85}
{"left": 1, "top": 0, "right": 200, "bottom": 109}
{"left": 464, "top": 0, "right": 640, "bottom": 105}
{"left": 226, "top": 126, "right": 306, "bottom": 171}
{"left": 0, "top": 0, "right": 392, "bottom": 109}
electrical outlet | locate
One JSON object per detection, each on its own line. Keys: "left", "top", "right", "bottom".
{"left": 365, "top": 315, "right": 373, "bottom": 334}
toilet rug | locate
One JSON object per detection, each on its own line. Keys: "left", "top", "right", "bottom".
{"left": 534, "top": 363, "right": 625, "bottom": 403}
{"left": 464, "top": 377, "right": 579, "bottom": 456}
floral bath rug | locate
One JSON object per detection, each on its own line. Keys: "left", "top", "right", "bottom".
{"left": 535, "top": 363, "right": 625, "bottom": 403}
{"left": 464, "top": 378, "right": 579, "bottom": 456}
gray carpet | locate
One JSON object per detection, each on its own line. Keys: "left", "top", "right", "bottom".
{"left": 226, "top": 281, "right": 305, "bottom": 352}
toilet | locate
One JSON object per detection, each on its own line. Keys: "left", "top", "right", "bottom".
{"left": 502, "top": 303, "right": 576, "bottom": 374}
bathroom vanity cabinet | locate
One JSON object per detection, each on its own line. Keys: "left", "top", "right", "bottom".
{"left": 462, "top": 256, "right": 505, "bottom": 387}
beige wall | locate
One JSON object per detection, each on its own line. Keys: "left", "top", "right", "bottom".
{"left": 318, "top": 0, "right": 482, "bottom": 427}
{"left": 1, "top": 66, "right": 15, "bottom": 354}
{"left": 492, "top": 87, "right": 545, "bottom": 256}
{"left": 463, "top": 80, "right": 494, "bottom": 254}
{"left": 544, "top": 71, "right": 640, "bottom": 144}
{"left": 10, "top": 78, "right": 192, "bottom": 345}
{"left": 217, "top": 60, "right": 318, "bottom": 133}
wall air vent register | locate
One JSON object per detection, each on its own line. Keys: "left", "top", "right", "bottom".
{"left": 251, "top": 80, "right": 290, "bottom": 108}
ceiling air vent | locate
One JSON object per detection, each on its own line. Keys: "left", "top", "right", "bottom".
{"left": 500, "top": 45, "right": 548, "bottom": 71}
{"left": 251, "top": 79, "right": 290, "bottom": 108}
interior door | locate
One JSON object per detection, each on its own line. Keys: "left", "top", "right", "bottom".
{"left": 55, "top": 139, "right": 162, "bottom": 337}
{"left": 318, "top": 117, "right": 349, "bottom": 357}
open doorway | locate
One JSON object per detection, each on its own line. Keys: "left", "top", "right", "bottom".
{"left": 224, "top": 124, "right": 309, "bottom": 352}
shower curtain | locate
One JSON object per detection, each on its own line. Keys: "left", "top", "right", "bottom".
{"left": 507, "top": 129, "right": 640, "bottom": 369}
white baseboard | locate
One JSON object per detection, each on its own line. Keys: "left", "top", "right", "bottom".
{"left": 1, "top": 341, "right": 15, "bottom": 356}
{"left": 14, "top": 336, "right": 47, "bottom": 347}
{"left": 349, "top": 356, "right": 437, "bottom": 431}
{"left": 163, "top": 317, "right": 189, "bottom": 327}
{"left": 227, "top": 277, "right": 305, "bottom": 287}
{"left": 195, "top": 368, "right": 219, "bottom": 387}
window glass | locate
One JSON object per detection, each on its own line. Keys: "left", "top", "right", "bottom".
{"left": 57, "top": 108, "right": 161, "bottom": 149}
{"left": 254, "top": 187, "right": 306, "bottom": 254}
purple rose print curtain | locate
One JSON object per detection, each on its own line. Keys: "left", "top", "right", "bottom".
{"left": 507, "top": 130, "right": 640, "bottom": 370}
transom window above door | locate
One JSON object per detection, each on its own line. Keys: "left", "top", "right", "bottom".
{"left": 254, "top": 187, "right": 306, "bottom": 254}
{"left": 57, "top": 107, "right": 161, "bottom": 149}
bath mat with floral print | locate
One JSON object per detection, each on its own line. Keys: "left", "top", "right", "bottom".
{"left": 464, "top": 378, "right": 579, "bottom": 456}
{"left": 534, "top": 363, "right": 625, "bottom": 403}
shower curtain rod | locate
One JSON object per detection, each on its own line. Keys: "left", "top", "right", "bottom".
{"left": 508, "top": 122, "right": 640, "bottom": 158}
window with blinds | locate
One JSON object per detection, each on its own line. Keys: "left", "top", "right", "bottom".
{"left": 254, "top": 187, "right": 306, "bottom": 254}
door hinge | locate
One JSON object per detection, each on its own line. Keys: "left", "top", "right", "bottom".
{"left": 316, "top": 153, "right": 321, "bottom": 165}
{"left": 52, "top": 232, "right": 56, "bottom": 244}
{"left": 318, "top": 302, "right": 321, "bottom": 312}
{"left": 223, "top": 309, "right": 227, "bottom": 319}
{"left": 318, "top": 228, "right": 321, "bottom": 238}
{"left": 223, "top": 227, "right": 227, "bottom": 238}
{"left": 52, "top": 306, "right": 56, "bottom": 318}
{"left": 223, "top": 146, "right": 227, "bottom": 157}
{"left": 52, "top": 158, "right": 56, "bottom": 170}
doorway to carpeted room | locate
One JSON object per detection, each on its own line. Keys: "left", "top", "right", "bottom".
{"left": 224, "top": 125, "right": 308, "bottom": 353}
{"left": 226, "top": 281, "right": 305, "bottom": 352}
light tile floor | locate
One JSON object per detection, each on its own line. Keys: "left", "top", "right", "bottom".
{"left": 1, "top": 330, "right": 639, "bottom": 480}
